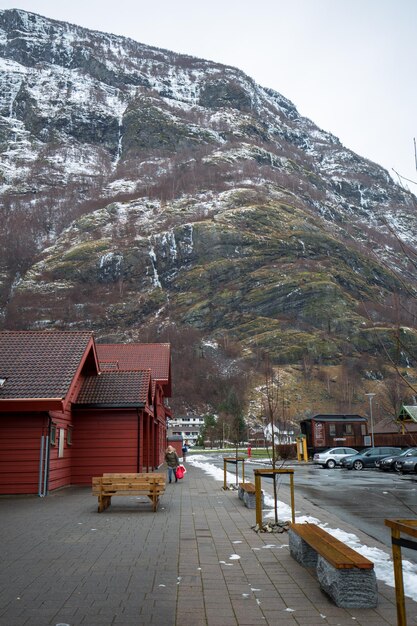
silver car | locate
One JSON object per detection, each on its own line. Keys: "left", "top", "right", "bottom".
{"left": 313, "top": 447, "right": 358, "bottom": 469}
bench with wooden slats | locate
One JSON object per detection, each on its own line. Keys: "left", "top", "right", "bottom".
{"left": 92, "top": 473, "right": 166, "bottom": 513}
{"left": 238, "top": 482, "right": 256, "bottom": 495}
{"left": 289, "top": 522, "right": 377, "bottom": 608}
{"left": 238, "top": 482, "right": 263, "bottom": 509}
{"left": 290, "top": 522, "right": 373, "bottom": 569}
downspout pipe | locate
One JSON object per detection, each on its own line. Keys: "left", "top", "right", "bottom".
{"left": 38, "top": 435, "right": 44, "bottom": 497}
{"left": 44, "top": 415, "right": 52, "bottom": 496}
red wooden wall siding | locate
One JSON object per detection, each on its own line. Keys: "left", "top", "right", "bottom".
{"left": 71, "top": 410, "right": 139, "bottom": 485}
{"left": 47, "top": 373, "right": 86, "bottom": 491}
{"left": 48, "top": 410, "right": 73, "bottom": 492}
{"left": 0, "top": 413, "right": 47, "bottom": 494}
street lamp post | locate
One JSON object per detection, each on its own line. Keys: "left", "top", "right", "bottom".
{"left": 365, "top": 393, "right": 376, "bottom": 447}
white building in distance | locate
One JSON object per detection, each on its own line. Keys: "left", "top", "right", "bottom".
{"left": 168, "top": 415, "right": 204, "bottom": 446}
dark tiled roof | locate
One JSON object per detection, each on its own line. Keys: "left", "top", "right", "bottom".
{"left": 75, "top": 370, "right": 151, "bottom": 406}
{"left": 306, "top": 414, "right": 367, "bottom": 422}
{"left": 0, "top": 331, "right": 93, "bottom": 400}
{"left": 96, "top": 343, "right": 170, "bottom": 382}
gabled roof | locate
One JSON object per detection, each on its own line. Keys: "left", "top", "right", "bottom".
{"left": 96, "top": 343, "right": 171, "bottom": 396}
{"left": 0, "top": 331, "right": 98, "bottom": 410}
{"left": 398, "top": 405, "right": 417, "bottom": 423}
{"left": 74, "top": 370, "right": 152, "bottom": 408}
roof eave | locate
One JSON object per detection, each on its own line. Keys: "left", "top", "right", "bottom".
{"left": 73, "top": 402, "right": 146, "bottom": 409}
{"left": 0, "top": 398, "right": 64, "bottom": 411}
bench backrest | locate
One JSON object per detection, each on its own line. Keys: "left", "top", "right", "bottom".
{"left": 92, "top": 473, "right": 166, "bottom": 493}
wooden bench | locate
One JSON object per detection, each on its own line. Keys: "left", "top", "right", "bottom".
{"left": 92, "top": 473, "right": 166, "bottom": 513}
{"left": 238, "top": 482, "right": 264, "bottom": 509}
{"left": 289, "top": 523, "right": 377, "bottom": 608}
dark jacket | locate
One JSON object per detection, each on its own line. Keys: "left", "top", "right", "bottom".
{"left": 165, "top": 450, "right": 179, "bottom": 468}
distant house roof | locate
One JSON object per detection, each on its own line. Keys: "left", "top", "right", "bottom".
{"left": 96, "top": 343, "right": 171, "bottom": 395}
{"left": 302, "top": 414, "right": 367, "bottom": 423}
{"left": 74, "top": 370, "right": 152, "bottom": 408}
{"left": 398, "top": 406, "right": 417, "bottom": 423}
{"left": 373, "top": 415, "right": 417, "bottom": 434}
{"left": 0, "top": 331, "right": 97, "bottom": 410}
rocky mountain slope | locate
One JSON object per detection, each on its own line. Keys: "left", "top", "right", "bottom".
{"left": 1, "top": 8, "right": 417, "bottom": 379}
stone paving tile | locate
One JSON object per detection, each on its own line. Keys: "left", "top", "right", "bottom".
{"left": 0, "top": 466, "right": 416, "bottom": 625}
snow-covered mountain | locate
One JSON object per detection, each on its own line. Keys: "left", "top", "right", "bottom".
{"left": 1, "top": 8, "right": 417, "bottom": 368}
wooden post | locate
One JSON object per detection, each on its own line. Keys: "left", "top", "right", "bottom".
{"left": 255, "top": 472, "right": 262, "bottom": 527}
{"left": 391, "top": 526, "right": 407, "bottom": 626}
{"left": 253, "top": 468, "right": 295, "bottom": 527}
{"left": 223, "top": 457, "right": 245, "bottom": 488}
{"left": 289, "top": 472, "right": 295, "bottom": 523}
{"left": 385, "top": 518, "right": 417, "bottom": 626}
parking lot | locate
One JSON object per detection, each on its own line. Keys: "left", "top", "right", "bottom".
{"left": 270, "top": 461, "right": 417, "bottom": 563}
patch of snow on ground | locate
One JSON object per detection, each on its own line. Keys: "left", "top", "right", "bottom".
{"left": 187, "top": 455, "right": 417, "bottom": 603}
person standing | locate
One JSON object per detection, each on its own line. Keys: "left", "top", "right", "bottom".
{"left": 165, "top": 445, "right": 179, "bottom": 483}
{"left": 182, "top": 440, "right": 189, "bottom": 462}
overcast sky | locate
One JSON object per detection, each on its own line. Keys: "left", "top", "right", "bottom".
{"left": 1, "top": 0, "right": 416, "bottom": 191}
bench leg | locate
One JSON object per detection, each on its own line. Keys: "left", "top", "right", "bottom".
{"left": 288, "top": 529, "right": 318, "bottom": 568}
{"left": 98, "top": 495, "right": 111, "bottom": 512}
{"left": 243, "top": 491, "right": 264, "bottom": 510}
{"left": 145, "top": 493, "right": 159, "bottom": 512}
{"left": 316, "top": 556, "right": 378, "bottom": 608}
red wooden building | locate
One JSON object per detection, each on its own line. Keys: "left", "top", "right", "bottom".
{"left": 0, "top": 331, "right": 172, "bottom": 495}
{"left": 300, "top": 414, "right": 369, "bottom": 455}
{"left": 373, "top": 409, "right": 417, "bottom": 448}
{"left": 95, "top": 342, "right": 172, "bottom": 471}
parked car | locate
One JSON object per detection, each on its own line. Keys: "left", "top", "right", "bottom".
{"left": 396, "top": 453, "right": 417, "bottom": 474}
{"left": 376, "top": 447, "right": 417, "bottom": 472}
{"left": 341, "top": 447, "right": 402, "bottom": 470}
{"left": 313, "top": 447, "right": 359, "bottom": 468}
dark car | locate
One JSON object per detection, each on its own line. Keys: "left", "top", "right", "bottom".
{"left": 341, "top": 446, "right": 402, "bottom": 470}
{"left": 376, "top": 447, "right": 417, "bottom": 472}
{"left": 396, "top": 453, "right": 417, "bottom": 474}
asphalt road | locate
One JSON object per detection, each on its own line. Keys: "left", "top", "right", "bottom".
{"left": 261, "top": 461, "right": 417, "bottom": 563}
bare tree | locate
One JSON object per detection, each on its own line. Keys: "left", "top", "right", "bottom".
{"left": 260, "top": 354, "right": 285, "bottom": 524}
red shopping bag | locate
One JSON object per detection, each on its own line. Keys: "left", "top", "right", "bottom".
{"left": 176, "top": 465, "right": 186, "bottom": 479}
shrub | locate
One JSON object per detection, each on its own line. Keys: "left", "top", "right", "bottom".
{"left": 275, "top": 444, "right": 297, "bottom": 460}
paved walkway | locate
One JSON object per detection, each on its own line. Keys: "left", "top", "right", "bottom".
{"left": 0, "top": 462, "right": 416, "bottom": 625}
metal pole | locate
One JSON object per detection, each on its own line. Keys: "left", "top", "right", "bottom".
{"left": 366, "top": 393, "right": 376, "bottom": 447}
